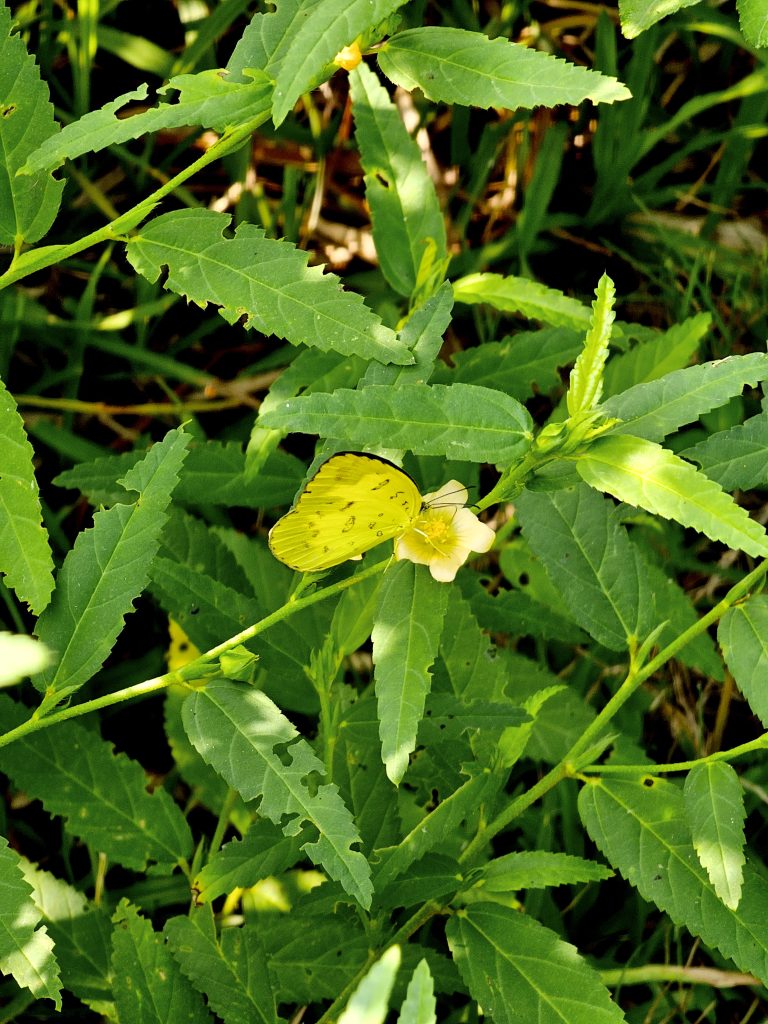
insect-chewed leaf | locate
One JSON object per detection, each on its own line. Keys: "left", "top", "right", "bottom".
{"left": 0, "top": 4, "right": 63, "bottom": 245}
{"left": 269, "top": 453, "right": 422, "bottom": 573}
{"left": 0, "top": 836, "right": 61, "bottom": 1009}
{"left": 127, "top": 209, "right": 411, "bottom": 365}
{"left": 579, "top": 774, "right": 768, "bottom": 985}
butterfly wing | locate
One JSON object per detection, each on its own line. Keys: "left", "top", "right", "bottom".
{"left": 269, "top": 453, "right": 422, "bottom": 572}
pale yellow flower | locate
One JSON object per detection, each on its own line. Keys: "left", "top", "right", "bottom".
{"left": 394, "top": 481, "right": 495, "bottom": 582}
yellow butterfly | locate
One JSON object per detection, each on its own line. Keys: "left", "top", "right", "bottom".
{"left": 268, "top": 452, "right": 422, "bottom": 573}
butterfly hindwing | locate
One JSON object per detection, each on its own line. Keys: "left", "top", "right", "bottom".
{"left": 268, "top": 453, "right": 422, "bottom": 572}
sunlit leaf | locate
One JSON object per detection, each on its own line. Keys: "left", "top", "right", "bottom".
{"left": 183, "top": 680, "right": 373, "bottom": 907}
{"left": 579, "top": 775, "right": 768, "bottom": 984}
{"left": 0, "top": 376, "right": 54, "bottom": 614}
{"left": 0, "top": 837, "right": 61, "bottom": 1009}
{"left": 373, "top": 562, "right": 449, "bottom": 784}
{"left": 351, "top": 61, "right": 446, "bottom": 298}
{"left": 127, "top": 210, "right": 412, "bottom": 365}
{"left": 0, "top": 4, "right": 63, "bottom": 245}
{"left": 684, "top": 762, "right": 746, "bottom": 910}
{"left": 379, "top": 28, "right": 630, "bottom": 109}
{"left": 576, "top": 435, "right": 768, "bottom": 557}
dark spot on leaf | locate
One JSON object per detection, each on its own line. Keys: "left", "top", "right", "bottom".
{"left": 2, "top": 104, "right": 16, "bottom": 117}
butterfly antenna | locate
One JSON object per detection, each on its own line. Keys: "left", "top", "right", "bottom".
{"left": 425, "top": 484, "right": 476, "bottom": 509}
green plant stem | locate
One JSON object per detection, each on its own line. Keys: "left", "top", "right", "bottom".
{"left": 0, "top": 111, "right": 270, "bottom": 291}
{"left": 314, "top": 900, "right": 442, "bottom": 1024}
{"left": 208, "top": 788, "right": 240, "bottom": 860}
{"left": 474, "top": 449, "right": 539, "bottom": 512}
{"left": 179, "top": 558, "right": 389, "bottom": 674}
{"left": 582, "top": 730, "right": 768, "bottom": 775}
{"left": 599, "top": 964, "right": 760, "bottom": 988}
{"left": 460, "top": 556, "right": 768, "bottom": 865}
{"left": 0, "top": 559, "right": 389, "bottom": 751}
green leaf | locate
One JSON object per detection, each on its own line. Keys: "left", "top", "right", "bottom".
{"left": 350, "top": 61, "right": 446, "bottom": 298}
{"left": 182, "top": 679, "right": 373, "bottom": 907}
{"left": 737, "top": 0, "right": 768, "bottom": 47}
{"left": 517, "top": 484, "right": 653, "bottom": 650}
{"left": 398, "top": 959, "right": 436, "bottom": 1024}
{"left": 0, "top": 632, "right": 51, "bottom": 687}
{"left": 151, "top": 556, "right": 260, "bottom": 651}
{"left": 55, "top": 442, "right": 304, "bottom": 509}
{"left": 578, "top": 775, "right": 768, "bottom": 984}
{"left": 225, "top": 1, "right": 293, "bottom": 78}
{"left": 333, "top": 695, "right": 403, "bottom": 853}
{"left": 165, "top": 906, "right": 278, "bottom": 1024}
{"left": 378, "top": 28, "right": 630, "bottom": 110}
{"left": 441, "top": 327, "right": 582, "bottom": 402}
{"left": 0, "top": 694, "right": 193, "bottom": 872}
{"left": 339, "top": 946, "right": 401, "bottom": 1024}
{"left": 160, "top": 508, "right": 252, "bottom": 595}
{"left": 373, "top": 771, "right": 499, "bottom": 888}
{"left": 0, "top": 837, "right": 61, "bottom": 1009}
{"left": 0, "top": 4, "right": 63, "bottom": 245}
{"left": 127, "top": 209, "right": 411, "bottom": 365}
{"left": 619, "top": 0, "right": 702, "bottom": 39}
{"left": 271, "top": 0, "right": 408, "bottom": 126}
{"left": 680, "top": 412, "right": 768, "bottom": 491}
{"left": 360, "top": 283, "right": 454, "bottom": 389}
{"left": 446, "top": 902, "right": 624, "bottom": 1024}
{"left": 643, "top": 561, "right": 723, "bottom": 682}
{"left": 376, "top": 853, "right": 464, "bottom": 909}
{"left": 493, "top": 653, "right": 595, "bottom": 765}
{"left": 262, "top": 910, "right": 369, "bottom": 1002}
{"left": 495, "top": 685, "right": 569, "bottom": 769}
{"left": 19, "top": 860, "right": 113, "bottom": 1016}
{"left": 567, "top": 274, "right": 616, "bottom": 416}
{"left": 465, "top": 585, "right": 586, "bottom": 645}
{"left": 718, "top": 596, "right": 768, "bottom": 727}
{"left": 684, "top": 762, "right": 746, "bottom": 911}
{"left": 575, "top": 435, "right": 768, "bottom": 558}
{"left": 150, "top": 554, "right": 321, "bottom": 712}
{"left": 453, "top": 272, "right": 594, "bottom": 331}
{"left": 21, "top": 70, "right": 272, "bottom": 175}
{"left": 372, "top": 562, "right": 449, "bottom": 784}
{"left": 439, "top": 588, "right": 517, "bottom": 700}
{"left": 473, "top": 851, "right": 613, "bottom": 893}
{"left": 0, "top": 376, "right": 54, "bottom": 614}
{"left": 601, "top": 353, "right": 768, "bottom": 442}
{"left": 35, "top": 427, "right": 189, "bottom": 701}
{"left": 164, "top": 687, "right": 252, "bottom": 828}
{"left": 259, "top": 382, "right": 533, "bottom": 462}
{"left": 193, "top": 821, "right": 303, "bottom": 904}
{"left": 421, "top": 695, "right": 528, "bottom": 748}
{"left": 111, "top": 901, "right": 212, "bottom": 1024}
{"left": 602, "top": 313, "right": 711, "bottom": 399}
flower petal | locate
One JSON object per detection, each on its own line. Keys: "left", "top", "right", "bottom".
{"left": 428, "top": 555, "right": 462, "bottom": 582}
{"left": 423, "top": 480, "right": 469, "bottom": 508}
{"left": 451, "top": 510, "right": 495, "bottom": 553}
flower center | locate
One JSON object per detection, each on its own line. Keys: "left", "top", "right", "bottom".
{"left": 415, "top": 512, "right": 454, "bottom": 553}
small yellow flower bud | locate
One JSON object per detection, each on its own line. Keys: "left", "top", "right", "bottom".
{"left": 334, "top": 41, "right": 362, "bottom": 71}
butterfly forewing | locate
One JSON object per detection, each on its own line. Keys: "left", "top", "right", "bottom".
{"left": 268, "top": 453, "right": 422, "bottom": 572}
